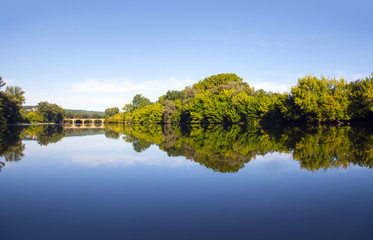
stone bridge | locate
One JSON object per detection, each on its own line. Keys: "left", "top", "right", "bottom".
{"left": 63, "top": 118, "right": 105, "bottom": 126}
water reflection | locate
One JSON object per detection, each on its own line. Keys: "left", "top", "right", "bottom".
{"left": 22, "top": 125, "right": 105, "bottom": 144}
{"left": 1, "top": 123, "right": 372, "bottom": 173}
{"left": 0, "top": 125, "right": 25, "bottom": 171}
{"left": 116, "top": 123, "right": 373, "bottom": 172}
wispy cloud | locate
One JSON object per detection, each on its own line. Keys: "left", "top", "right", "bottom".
{"left": 318, "top": 69, "right": 371, "bottom": 82}
{"left": 351, "top": 73, "right": 370, "bottom": 81}
{"left": 70, "top": 153, "right": 196, "bottom": 168}
{"left": 70, "top": 78, "right": 195, "bottom": 95}
{"left": 41, "top": 77, "right": 198, "bottom": 111}
{"left": 252, "top": 82, "right": 292, "bottom": 93}
{"left": 71, "top": 79, "right": 148, "bottom": 93}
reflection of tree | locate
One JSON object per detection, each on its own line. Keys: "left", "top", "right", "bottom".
{"left": 132, "top": 138, "right": 152, "bottom": 152}
{"left": 3, "top": 144, "right": 25, "bottom": 162}
{"left": 348, "top": 127, "right": 373, "bottom": 168}
{"left": 179, "top": 125, "right": 257, "bottom": 172}
{"left": 24, "top": 125, "right": 65, "bottom": 146}
{"left": 0, "top": 126, "right": 26, "bottom": 171}
{"left": 120, "top": 124, "right": 269, "bottom": 173}
{"left": 122, "top": 124, "right": 161, "bottom": 152}
{"left": 105, "top": 129, "right": 120, "bottom": 139}
{"left": 119, "top": 123, "right": 373, "bottom": 173}
{"left": 25, "top": 125, "right": 108, "bottom": 143}
{"left": 273, "top": 125, "right": 373, "bottom": 171}
{"left": 105, "top": 124, "right": 152, "bottom": 152}
{"left": 1, "top": 123, "right": 368, "bottom": 173}
{"left": 38, "top": 125, "right": 65, "bottom": 145}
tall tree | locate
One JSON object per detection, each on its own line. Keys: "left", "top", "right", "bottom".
{"left": 0, "top": 76, "right": 5, "bottom": 90}
{"left": 348, "top": 73, "right": 373, "bottom": 119}
{"left": 105, "top": 107, "right": 119, "bottom": 117}
{"left": 0, "top": 76, "right": 25, "bottom": 124}
{"left": 0, "top": 92, "right": 22, "bottom": 124}
{"left": 132, "top": 94, "right": 151, "bottom": 109}
{"left": 193, "top": 73, "right": 244, "bottom": 91}
{"left": 122, "top": 103, "right": 135, "bottom": 114}
{"left": 37, "top": 101, "right": 65, "bottom": 123}
{"left": 5, "top": 86, "right": 26, "bottom": 104}
{"left": 282, "top": 75, "right": 350, "bottom": 122}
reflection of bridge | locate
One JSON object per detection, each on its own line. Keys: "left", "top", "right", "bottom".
{"left": 63, "top": 118, "right": 105, "bottom": 127}
{"left": 64, "top": 125, "right": 105, "bottom": 129}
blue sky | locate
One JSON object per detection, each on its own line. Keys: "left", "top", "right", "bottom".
{"left": 1, "top": 0, "right": 372, "bottom": 111}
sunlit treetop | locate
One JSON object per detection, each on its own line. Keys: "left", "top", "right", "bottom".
{"left": 193, "top": 73, "right": 244, "bottom": 91}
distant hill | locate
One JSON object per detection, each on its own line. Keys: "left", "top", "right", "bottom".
{"left": 22, "top": 106, "right": 104, "bottom": 116}
{"left": 63, "top": 109, "right": 105, "bottom": 116}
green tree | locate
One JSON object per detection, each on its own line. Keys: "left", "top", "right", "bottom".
{"left": 5, "top": 86, "right": 26, "bottom": 104}
{"left": 105, "top": 107, "right": 119, "bottom": 117}
{"left": 92, "top": 113, "right": 104, "bottom": 118}
{"left": 0, "top": 76, "right": 24, "bottom": 124}
{"left": 232, "top": 91, "right": 267, "bottom": 121}
{"left": 0, "top": 76, "right": 5, "bottom": 89}
{"left": 106, "top": 112, "right": 125, "bottom": 123}
{"left": 0, "top": 91, "right": 23, "bottom": 124}
{"left": 130, "top": 103, "right": 164, "bottom": 124}
{"left": 185, "top": 89, "right": 254, "bottom": 124}
{"left": 348, "top": 73, "right": 373, "bottom": 119}
{"left": 27, "top": 111, "right": 43, "bottom": 123}
{"left": 80, "top": 113, "right": 89, "bottom": 119}
{"left": 162, "top": 99, "right": 182, "bottom": 123}
{"left": 122, "top": 103, "right": 135, "bottom": 114}
{"left": 193, "top": 73, "right": 244, "bottom": 91}
{"left": 158, "top": 90, "right": 184, "bottom": 104}
{"left": 64, "top": 112, "right": 74, "bottom": 118}
{"left": 37, "top": 101, "right": 65, "bottom": 123}
{"left": 132, "top": 94, "right": 151, "bottom": 109}
{"left": 282, "top": 75, "right": 350, "bottom": 122}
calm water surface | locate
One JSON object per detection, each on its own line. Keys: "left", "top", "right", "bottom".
{"left": 0, "top": 124, "right": 372, "bottom": 240}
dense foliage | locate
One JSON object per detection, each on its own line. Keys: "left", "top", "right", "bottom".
{"left": 348, "top": 74, "right": 373, "bottom": 119}
{"left": 0, "top": 76, "right": 25, "bottom": 124}
{"left": 36, "top": 101, "right": 65, "bottom": 123}
{"left": 105, "top": 107, "right": 119, "bottom": 117}
{"left": 111, "top": 73, "right": 373, "bottom": 124}
{"left": 279, "top": 76, "right": 350, "bottom": 122}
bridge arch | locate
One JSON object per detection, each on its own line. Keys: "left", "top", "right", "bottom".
{"left": 63, "top": 118, "right": 105, "bottom": 126}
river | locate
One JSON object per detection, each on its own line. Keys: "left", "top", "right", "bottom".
{"left": 0, "top": 124, "right": 372, "bottom": 239}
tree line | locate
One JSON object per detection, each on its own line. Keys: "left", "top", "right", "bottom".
{"left": 106, "top": 73, "right": 373, "bottom": 124}
{"left": 1, "top": 72, "right": 372, "bottom": 124}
